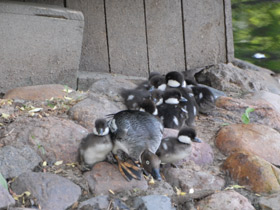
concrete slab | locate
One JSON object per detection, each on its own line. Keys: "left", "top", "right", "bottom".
{"left": 145, "top": 0, "right": 185, "bottom": 74}
{"left": 67, "top": 0, "right": 109, "bottom": 73}
{"left": 224, "top": 0, "right": 234, "bottom": 62}
{"left": 106, "top": 0, "right": 148, "bottom": 77}
{"left": 25, "top": 0, "right": 64, "bottom": 7}
{"left": 183, "top": 0, "right": 227, "bottom": 69}
{"left": 0, "top": 2, "right": 84, "bottom": 93}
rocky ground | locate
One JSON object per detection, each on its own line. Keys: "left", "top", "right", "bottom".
{"left": 1, "top": 61, "right": 280, "bottom": 210}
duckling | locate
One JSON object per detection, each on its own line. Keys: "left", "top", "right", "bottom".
{"left": 136, "top": 72, "right": 161, "bottom": 90}
{"left": 108, "top": 110, "right": 163, "bottom": 181}
{"left": 120, "top": 88, "right": 150, "bottom": 110}
{"left": 156, "top": 127, "right": 202, "bottom": 164}
{"left": 157, "top": 89, "right": 188, "bottom": 129}
{"left": 78, "top": 118, "right": 113, "bottom": 172}
{"left": 150, "top": 89, "right": 164, "bottom": 106}
{"left": 139, "top": 99, "right": 158, "bottom": 116}
{"left": 149, "top": 75, "right": 167, "bottom": 91}
{"left": 191, "top": 85, "right": 215, "bottom": 114}
{"left": 165, "top": 71, "right": 198, "bottom": 126}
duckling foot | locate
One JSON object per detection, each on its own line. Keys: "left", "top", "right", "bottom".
{"left": 114, "top": 155, "right": 142, "bottom": 181}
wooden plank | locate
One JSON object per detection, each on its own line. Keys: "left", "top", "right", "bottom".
{"left": 25, "top": 0, "right": 64, "bottom": 6}
{"left": 183, "top": 0, "right": 227, "bottom": 69}
{"left": 224, "top": 0, "right": 234, "bottom": 62}
{"left": 106, "top": 0, "right": 148, "bottom": 77}
{"left": 145, "top": 0, "right": 185, "bottom": 74}
{"left": 67, "top": 0, "right": 109, "bottom": 73}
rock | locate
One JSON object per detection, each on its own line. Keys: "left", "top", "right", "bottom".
{"left": 145, "top": 181, "right": 174, "bottom": 196}
{"left": 0, "top": 184, "right": 15, "bottom": 209}
{"left": 68, "top": 93, "right": 123, "bottom": 131}
{"left": 223, "top": 151, "right": 280, "bottom": 194}
{"left": 162, "top": 128, "right": 178, "bottom": 139}
{"left": 216, "top": 123, "right": 280, "bottom": 166}
{"left": 196, "top": 63, "right": 280, "bottom": 95}
{"left": 190, "top": 142, "right": 214, "bottom": 165}
{"left": 259, "top": 193, "right": 280, "bottom": 210}
{"left": 196, "top": 190, "right": 255, "bottom": 210}
{"left": 79, "top": 195, "right": 129, "bottom": 210}
{"left": 251, "top": 90, "right": 280, "bottom": 114}
{"left": 11, "top": 172, "right": 81, "bottom": 210}
{"left": 0, "top": 145, "right": 42, "bottom": 179}
{"left": 84, "top": 162, "right": 148, "bottom": 195}
{"left": 89, "top": 75, "right": 137, "bottom": 102}
{"left": 215, "top": 96, "right": 280, "bottom": 132}
{"left": 162, "top": 165, "right": 225, "bottom": 199}
{"left": 133, "top": 195, "right": 175, "bottom": 210}
{"left": 1, "top": 116, "right": 88, "bottom": 163}
{"left": 4, "top": 84, "right": 71, "bottom": 101}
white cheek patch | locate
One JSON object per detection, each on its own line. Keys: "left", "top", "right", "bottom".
{"left": 167, "top": 80, "right": 180, "bottom": 88}
{"left": 189, "top": 93, "right": 194, "bottom": 97}
{"left": 127, "top": 95, "right": 135, "bottom": 101}
{"left": 153, "top": 108, "right": 158, "bottom": 116}
{"left": 165, "top": 98, "right": 179, "bottom": 104}
{"left": 181, "top": 107, "right": 188, "bottom": 113}
{"left": 182, "top": 81, "right": 187, "bottom": 88}
{"left": 156, "top": 98, "right": 163, "bottom": 106}
{"left": 162, "top": 142, "right": 168, "bottom": 150}
{"left": 139, "top": 108, "right": 145, "bottom": 112}
{"left": 158, "top": 84, "right": 167, "bottom": 91}
{"left": 193, "top": 106, "right": 197, "bottom": 116}
{"left": 199, "top": 92, "right": 203, "bottom": 99}
{"left": 100, "top": 127, "right": 109, "bottom": 136}
{"left": 93, "top": 127, "right": 99, "bottom": 135}
{"left": 173, "top": 116, "right": 179, "bottom": 126}
{"left": 178, "top": 135, "right": 192, "bottom": 144}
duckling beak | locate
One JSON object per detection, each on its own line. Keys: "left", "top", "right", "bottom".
{"left": 151, "top": 168, "right": 162, "bottom": 181}
{"left": 180, "top": 97, "right": 188, "bottom": 102}
{"left": 193, "top": 137, "right": 202, "bottom": 143}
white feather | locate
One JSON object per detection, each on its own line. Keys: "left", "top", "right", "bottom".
{"left": 173, "top": 116, "right": 179, "bottom": 126}
{"left": 156, "top": 98, "right": 163, "bottom": 106}
{"left": 158, "top": 84, "right": 167, "bottom": 91}
{"left": 199, "top": 92, "right": 203, "bottom": 99}
{"left": 167, "top": 80, "right": 180, "bottom": 88}
{"left": 178, "top": 135, "right": 192, "bottom": 144}
{"left": 127, "top": 95, "right": 135, "bottom": 101}
{"left": 109, "top": 119, "right": 118, "bottom": 132}
{"left": 165, "top": 98, "right": 179, "bottom": 104}
{"left": 153, "top": 108, "right": 158, "bottom": 116}
{"left": 162, "top": 142, "right": 168, "bottom": 150}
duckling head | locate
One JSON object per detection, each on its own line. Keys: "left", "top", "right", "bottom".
{"left": 165, "top": 71, "right": 185, "bottom": 88}
{"left": 178, "top": 127, "right": 202, "bottom": 144}
{"left": 140, "top": 149, "right": 162, "bottom": 181}
{"left": 93, "top": 118, "right": 109, "bottom": 136}
{"left": 139, "top": 99, "right": 158, "bottom": 116}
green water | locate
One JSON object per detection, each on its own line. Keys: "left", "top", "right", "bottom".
{"left": 232, "top": 0, "right": 280, "bottom": 72}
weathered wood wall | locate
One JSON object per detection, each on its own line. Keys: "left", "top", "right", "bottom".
{"left": 6, "top": 0, "right": 234, "bottom": 77}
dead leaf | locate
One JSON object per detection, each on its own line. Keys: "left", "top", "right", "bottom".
{"left": 1, "top": 113, "right": 10, "bottom": 119}
{"left": 54, "top": 160, "right": 63, "bottom": 166}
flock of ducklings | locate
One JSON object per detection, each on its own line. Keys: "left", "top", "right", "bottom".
{"left": 78, "top": 71, "right": 216, "bottom": 181}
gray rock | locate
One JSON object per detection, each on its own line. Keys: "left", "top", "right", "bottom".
{"left": 0, "top": 145, "right": 42, "bottom": 179}
{"left": 196, "top": 190, "right": 255, "bottom": 210}
{"left": 0, "top": 184, "right": 15, "bottom": 209}
{"left": 1, "top": 116, "right": 88, "bottom": 163}
{"left": 259, "top": 193, "right": 280, "bottom": 210}
{"left": 196, "top": 63, "right": 280, "bottom": 95}
{"left": 145, "top": 181, "right": 175, "bottom": 197}
{"left": 68, "top": 94, "right": 123, "bottom": 131}
{"left": 11, "top": 172, "right": 81, "bottom": 210}
{"left": 134, "top": 195, "right": 175, "bottom": 210}
{"left": 163, "top": 165, "right": 225, "bottom": 199}
{"left": 79, "top": 195, "right": 129, "bottom": 210}
{"left": 250, "top": 91, "right": 280, "bottom": 114}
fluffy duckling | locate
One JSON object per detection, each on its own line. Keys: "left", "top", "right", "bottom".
{"left": 78, "top": 118, "right": 113, "bottom": 172}
{"left": 156, "top": 127, "right": 202, "bottom": 164}
{"left": 191, "top": 85, "right": 215, "bottom": 114}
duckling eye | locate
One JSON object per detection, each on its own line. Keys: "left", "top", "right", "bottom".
{"left": 146, "top": 160, "right": 150, "bottom": 165}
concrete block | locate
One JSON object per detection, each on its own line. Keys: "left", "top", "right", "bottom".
{"left": 224, "top": 0, "right": 234, "bottom": 62}
{"left": 183, "top": 0, "right": 227, "bottom": 69}
{"left": 145, "top": 0, "right": 185, "bottom": 74}
{"left": 106, "top": 0, "right": 148, "bottom": 77}
{"left": 0, "top": 2, "right": 84, "bottom": 93}
{"left": 67, "top": 0, "right": 109, "bottom": 73}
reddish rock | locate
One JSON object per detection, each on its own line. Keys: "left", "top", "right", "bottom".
{"left": 216, "top": 96, "right": 280, "bottom": 132}
{"left": 4, "top": 84, "right": 71, "bottom": 101}
{"left": 68, "top": 93, "right": 124, "bottom": 131}
{"left": 251, "top": 91, "right": 280, "bottom": 114}
{"left": 196, "top": 190, "right": 255, "bottom": 210}
{"left": 216, "top": 123, "right": 280, "bottom": 166}
{"left": 223, "top": 151, "right": 280, "bottom": 194}
{"left": 84, "top": 162, "right": 148, "bottom": 195}
{"left": 1, "top": 116, "right": 88, "bottom": 163}
{"left": 162, "top": 164, "right": 225, "bottom": 199}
